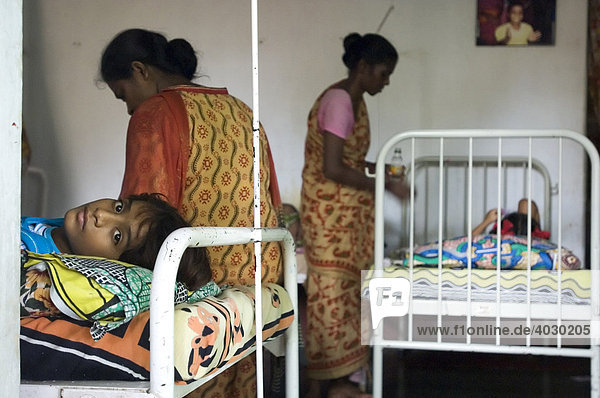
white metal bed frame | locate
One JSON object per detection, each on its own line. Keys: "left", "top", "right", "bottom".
{"left": 398, "top": 155, "right": 553, "bottom": 246}
{"left": 372, "top": 129, "right": 600, "bottom": 397}
{"left": 20, "top": 226, "right": 299, "bottom": 398}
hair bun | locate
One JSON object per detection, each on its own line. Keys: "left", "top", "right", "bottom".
{"left": 343, "top": 32, "right": 362, "bottom": 52}
{"left": 166, "top": 38, "right": 197, "bottom": 80}
{"left": 342, "top": 33, "right": 362, "bottom": 69}
{"left": 341, "top": 32, "right": 397, "bottom": 70}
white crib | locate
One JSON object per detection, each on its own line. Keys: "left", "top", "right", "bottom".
{"left": 371, "top": 129, "right": 600, "bottom": 397}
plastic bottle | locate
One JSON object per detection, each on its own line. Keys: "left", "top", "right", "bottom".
{"left": 389, "top": 148, "right": 406, "bottom": 178}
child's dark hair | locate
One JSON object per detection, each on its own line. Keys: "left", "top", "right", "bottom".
{"left": 101, "top": 28, "right": 197, "bottom": 82}
{"left": 118, "top": 193, "right": 211, "bottom": 290}
{"left": 342, "top": 32, "right": 398, "bottom": 70}
{"left": 501, "top": 212, "right": 540, "bottom": 236}
{"left": 509, "top": 1, "right": 524, "bottom": 12}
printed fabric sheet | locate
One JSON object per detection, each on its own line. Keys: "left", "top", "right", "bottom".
{"left": 20, "top": 284, "right": 293, "bottom": 382}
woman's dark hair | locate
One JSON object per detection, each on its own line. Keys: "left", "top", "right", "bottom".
{"left": 342, "top": 32, "right": 398, "bottom": 70}
{"left": 101, "top": 28, "right": 197, "bottom": 82}
{"left": 119, "top": 193, "right": 211, "bottom": 290}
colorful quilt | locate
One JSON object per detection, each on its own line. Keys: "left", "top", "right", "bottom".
{"left": 19, "top": 251, "right": 294, "bottom": 382}
{"left": 402, "top": 234, "right": 581, "bottom": 270}
{"left": 20, "top": 283, "right": 293, "bottom": 382}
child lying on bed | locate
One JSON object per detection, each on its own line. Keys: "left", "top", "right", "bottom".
{"left": 471, "top": 198, "right": 550, "bottom": 239}
{"left": 21, "top": 193, "right": 211, "bottom": 290}
{"left": 400, "top": 198, "right": 580, "bottom": 270}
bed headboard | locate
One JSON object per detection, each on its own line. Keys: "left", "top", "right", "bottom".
{"left": 391, "top": 155, "right": 553, "bottom": 251}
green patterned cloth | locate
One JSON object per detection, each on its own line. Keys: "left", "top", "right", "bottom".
{"left": 23, "top": 251, "right": 221, "bottom": 340}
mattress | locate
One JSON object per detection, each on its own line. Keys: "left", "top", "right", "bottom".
{"left": 364, "top": 266, "right": 591, "bottom": 305}
{"left": 20, "top": 283, "right": 293, "bottom": 383}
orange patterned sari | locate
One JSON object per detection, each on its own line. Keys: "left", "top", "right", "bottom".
{"left": 300, "top": 87, "right": 374, "bottom": 380}
{"left": 119, "top": 85, "right": 282, "bottom": 396}
{"left": 120, "top": 85, "right": 282, "bottom": 286}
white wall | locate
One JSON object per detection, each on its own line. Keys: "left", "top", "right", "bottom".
{"left": 22, "top": 0, "right": 589, "bottom": 251}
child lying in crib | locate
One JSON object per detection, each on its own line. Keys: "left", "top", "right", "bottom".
{"left": 471, "top": 198, "right": 550, "bottom": 239}
{"left": 21, "top": 193, "right": 211, "bottom": 290}
{"left": 402, "top": 198, "right": 579, "bottom": 270}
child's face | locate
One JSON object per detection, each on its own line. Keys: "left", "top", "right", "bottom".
{"left": 509, "top": 5, "right": 524, "bottom": 25}
{"left": 63, "top": 198, "right": 151, "bottom": 259}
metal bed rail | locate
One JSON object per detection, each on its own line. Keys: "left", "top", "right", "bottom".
{"left": 20, "top": 227, "right": 299, "bottom": 398}
{"left": 151, "top": 226, "right": 299, "bottom": 398}
{"left": 398, "top": 155, "right": 553, "bottom": 244}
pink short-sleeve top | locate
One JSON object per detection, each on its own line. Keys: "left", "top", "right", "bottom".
{"left": 317, "top": 88, "right": 354, "bottom": 139}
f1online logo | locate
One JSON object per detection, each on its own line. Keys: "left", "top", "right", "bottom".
{"left": 368, "top": 277, "right": 411, "bottom": 329}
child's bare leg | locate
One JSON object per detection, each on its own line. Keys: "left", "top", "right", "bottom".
{"left": 517, "top": 198, "right": 540, "bottom": 224}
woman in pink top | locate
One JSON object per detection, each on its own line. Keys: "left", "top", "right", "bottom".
{"left": 300, "top": 32, "right": 408, "bottom": 397}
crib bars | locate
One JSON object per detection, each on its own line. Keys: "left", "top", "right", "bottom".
{"left": 372, "top": 129, "right": 600, "bottom": 398}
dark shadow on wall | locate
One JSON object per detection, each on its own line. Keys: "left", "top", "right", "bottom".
{"left": 586, "top": 0, "right": 600, "bottom": 268}
{"left": 22, "top": 1, "right": 68, "bottom": 218}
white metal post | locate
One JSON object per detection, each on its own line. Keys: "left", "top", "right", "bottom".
{"left": 250, "top": 0, "right": 264, "bottom": 396}
{"left": 0, "top": 1, "right": 22, "bottom": 397}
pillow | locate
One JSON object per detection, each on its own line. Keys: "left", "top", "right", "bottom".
{"left": 20, "top": 251, "right": 60, "bottom": 317}
{"left": 23, "top": 251, "right": 221, "bottom": 340}
{"left": 402, "top": 234, "right": 581, "bottom": 270}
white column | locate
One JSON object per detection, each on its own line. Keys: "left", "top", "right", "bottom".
{"left": 0, "top": 1, "right": 23, "bottom": 397}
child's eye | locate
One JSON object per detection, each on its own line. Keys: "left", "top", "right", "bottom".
{"left": 113, "top": 229, "right": 122, "bottom": 245}
{"left": 115, "top": 200, "right": 124, "bottom": 213}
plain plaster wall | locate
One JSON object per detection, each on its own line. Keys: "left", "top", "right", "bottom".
{"left": 22, "top": 0, "right": 589, "bottom": 252}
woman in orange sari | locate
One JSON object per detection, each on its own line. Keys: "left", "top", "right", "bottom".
{"left": 300, "top": 33, "right": 408, "bottom": 397}
{"left": 100, "top": 28, "right": 282, "bottom": 397}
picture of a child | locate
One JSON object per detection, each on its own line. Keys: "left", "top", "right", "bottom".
{"left": 494, "top": 1, "right": 542, "bottom": 45}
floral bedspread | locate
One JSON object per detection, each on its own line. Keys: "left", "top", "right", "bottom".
{"left": 401, "top": 234, "right": 581, "bottom": 270}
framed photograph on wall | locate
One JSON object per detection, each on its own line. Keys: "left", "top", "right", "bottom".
{"left": 477, "top": 0, "right": 556, "bottom": 46}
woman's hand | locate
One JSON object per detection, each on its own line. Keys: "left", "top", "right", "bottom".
{"left": 322, "top": 132, "right": 377, "bottom": 191}
{"left": 385, "top": 176, "right": 410, "bottom": 200}
{"left": 322, "top": 132, "right": 410, "bottom": 200}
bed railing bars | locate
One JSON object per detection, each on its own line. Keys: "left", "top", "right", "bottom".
{"left": 150, "top": 226, "right": 298, "bottom": 398}
{"left": 399, "top": 155, "right": 553, "bottom": 244}
{"left": 372, "top": 129, "right": 600, "bottom": 398}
